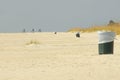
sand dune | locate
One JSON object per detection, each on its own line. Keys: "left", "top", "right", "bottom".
{"left": 0, "top": 32, "right": 120, "bottom": 80}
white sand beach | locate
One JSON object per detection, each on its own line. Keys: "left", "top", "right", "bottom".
{"left": 0, "top": 32, "right": 120, "bottom": 80}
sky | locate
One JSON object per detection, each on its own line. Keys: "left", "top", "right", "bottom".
{"left": 0, "top": 0, "right": 120, "bottom": 32}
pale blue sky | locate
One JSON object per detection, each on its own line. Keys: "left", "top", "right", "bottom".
{"left": 0, "top": 0, "right": 120, "bottom": 32}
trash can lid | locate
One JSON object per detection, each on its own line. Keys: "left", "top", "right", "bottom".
{"left": 98, "top": 31, "right": 116, "bottom": 44}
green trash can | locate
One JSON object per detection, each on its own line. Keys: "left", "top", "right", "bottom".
{"left": 98, "top": 31, "right": 115, "bottom": 55}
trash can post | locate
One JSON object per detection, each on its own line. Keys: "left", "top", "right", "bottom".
{"left": 98, "top": 31, "right": 115, "bottom": 55}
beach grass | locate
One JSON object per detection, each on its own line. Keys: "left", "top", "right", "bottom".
{"left": 26, "top": 40, "right": 40, "bottom": 45}
{"left": 68, "top": 25, "right": 120, "bottom": 35}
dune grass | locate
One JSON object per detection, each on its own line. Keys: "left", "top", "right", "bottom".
{"left": 26, "top": 40, "right": 40, "bottom": 45}
{"left": 68, "top": 25, "right": 120, "bottom": 35}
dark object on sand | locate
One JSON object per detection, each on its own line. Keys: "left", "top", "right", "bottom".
{"left": 54, "top": 32, "right": 57, "bottom": 34}
{"left": 76, "top": 32, "right": 80, "bottom": 38}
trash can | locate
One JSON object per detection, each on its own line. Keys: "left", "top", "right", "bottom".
{"left": 98, "top": 31, "right": 115, "bottom": 54}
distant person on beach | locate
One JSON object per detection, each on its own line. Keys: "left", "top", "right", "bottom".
{"left": 38, "top": 29, "right": 41, "bottom": 32}
{"left": 23, "top": 29, "right": 26, "bottom": 33}
{"left": 31, "top": 29, "right": 35, "bottom": 32}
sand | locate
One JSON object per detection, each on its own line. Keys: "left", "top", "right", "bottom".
{"left": 0, "top": 32, "right": 120, "bottom": 80}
